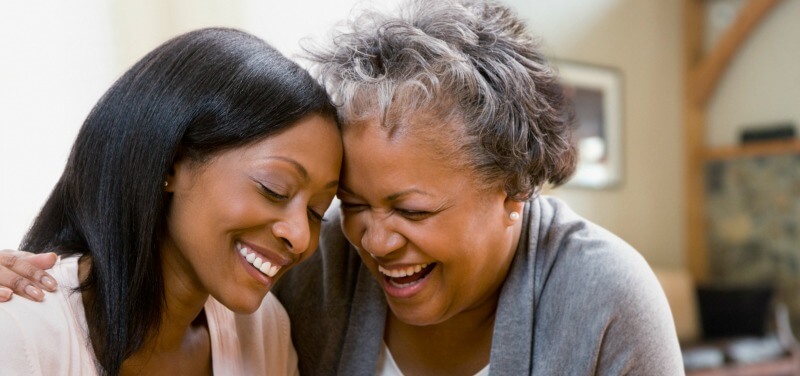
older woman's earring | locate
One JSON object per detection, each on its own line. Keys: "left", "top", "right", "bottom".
{"left": 164, "top": 181, "right": 168, "bottom": 187}
{"left": 509, "top": 212, "right": 520, "bottom": 222}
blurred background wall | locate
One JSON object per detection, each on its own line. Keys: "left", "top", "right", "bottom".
{"left": 1, "top": 0, "right": 797, "bottom": 276}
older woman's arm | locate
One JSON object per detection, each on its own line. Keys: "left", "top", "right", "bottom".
{"left": 0, "top": 250, "right": 58, "bottom": 302}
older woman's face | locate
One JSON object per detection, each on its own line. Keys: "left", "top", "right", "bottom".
{"left": 338, "top": 118, "right": 522, "bottom": 326}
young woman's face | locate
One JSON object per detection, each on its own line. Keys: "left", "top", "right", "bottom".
{"left": 337, "top": 119, "right": 522, "bottom": 326}
{"left": 164, "top": 114, "right": 341, "bottom": 313}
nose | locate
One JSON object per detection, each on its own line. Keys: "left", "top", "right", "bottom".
{"left": 271, "top": 207, "right": 311, "bottom": 255}
{"left": 360, "top": 211, "right": 405, "bottom": 257}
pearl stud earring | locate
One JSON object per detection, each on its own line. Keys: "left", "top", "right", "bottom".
{"left": 164, "top": 181, "right": 168, "bottom": 187}
{"left": 509, "top": 212, "right": 520, "bottom": 221}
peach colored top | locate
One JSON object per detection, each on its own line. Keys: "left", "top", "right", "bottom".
{"left": 0, "top": 256, "right": 298, "bottom": 375}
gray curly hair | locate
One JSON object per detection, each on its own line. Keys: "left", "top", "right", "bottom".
{"left": 306, "top": 0, "right": 576, "bottom": 200}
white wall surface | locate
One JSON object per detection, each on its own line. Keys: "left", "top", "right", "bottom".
{"left": 0, "top": 1, "right": 116, "bottom": 249}
{"left": 0, "top": 0, "right": 400, "bottom": 248}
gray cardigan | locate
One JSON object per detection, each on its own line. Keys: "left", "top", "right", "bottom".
{"left": 273, "top": 196, "right": 684, "bottom": 375}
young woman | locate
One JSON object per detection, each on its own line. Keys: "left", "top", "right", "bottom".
{"left": 0, "top": 28, "right": 341, "bottom": 375}
{"left": 0, "top": 1, "right": 683, "bottom": 375}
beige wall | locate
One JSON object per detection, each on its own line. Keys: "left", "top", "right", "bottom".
{"left": 507, "top": 0, "right": 685, "bottom": 268}
{"left": 110, "top": 0, "right": 247, "bottom": 72}
{"left": 707, "top": 0, "right": 800, "bottom": 147}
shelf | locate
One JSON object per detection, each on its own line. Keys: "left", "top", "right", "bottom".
{"left": 686, "top": 350, "right": 800, "bottom": 376}
{"left": 703, "top": 139, "right": 800, "bottom": 161}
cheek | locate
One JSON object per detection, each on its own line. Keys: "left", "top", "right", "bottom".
{"left": 304, "top": 227, "right": 322, "bottom": 259}
{"left": 340, "top": 211, "right": 365, "bottom": 247}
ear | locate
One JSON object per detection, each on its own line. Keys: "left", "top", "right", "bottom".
{"left": 502, "top": 195, "right": 526, "bottom": 226}
{"left": 163, "top": 156, "right": 188, "bottom": 193}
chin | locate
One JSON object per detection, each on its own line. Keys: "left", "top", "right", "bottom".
{"left": 215, "top": 292, "right": 267, "bottom": 314}
{"left": 388, "top": 302, "right": 446, "bottom": 327}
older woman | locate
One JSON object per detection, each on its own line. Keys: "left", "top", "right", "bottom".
{"left": 0, "top": 0, "right": 682, "bottom": 375}
{"left": 272, "top": 1, "right": 683, "bottom": 374}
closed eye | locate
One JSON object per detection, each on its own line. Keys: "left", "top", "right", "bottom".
{"left": 395, "top": 209, "right": 433, "bottom": 221}
{"left": 340, "top": 201, "right": 368, "bottom": 212}
{"left": 308, "top": 208, "right": 327, "bottom": 223}
{"left": 259, "top": 183, "right": 288, "bottom": 201}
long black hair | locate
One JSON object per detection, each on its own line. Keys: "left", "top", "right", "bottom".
{"left": 21, "top": 27, "right": 335, "bottom": 375}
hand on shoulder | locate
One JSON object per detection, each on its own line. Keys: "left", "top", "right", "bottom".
{"left": 0, "top": 250, "right": 58, "bottom": 302}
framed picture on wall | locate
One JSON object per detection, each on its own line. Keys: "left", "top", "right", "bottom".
{"left": 556, "top": 61, "right": 623, "bottom": 189}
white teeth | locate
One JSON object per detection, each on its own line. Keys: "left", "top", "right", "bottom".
{"left": 378, "top": 263, "right": 429, "bottom": 278}
{"left": 238, "top": 243, "right": 248, "bottom": 256}
{"left": 238, "top": 243, "right": 283, "bottom": 278}
{"left": 260, "top": 261, "right": 272, "bottom": 274}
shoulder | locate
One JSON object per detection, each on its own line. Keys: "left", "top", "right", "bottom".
{"left": 0, "top": 257, "right": 85, "bottom": 374}
{"left": 531, "top": 196, "right": 684, "bottom": 373}
{"left": 212, "top": 292, "right": 292, "bottom": 343}
{"left": 533, "top": 195, "right": 656, "bottom": 299}
{"left": 242, "top": 293, "right": 294, "bottom": 354}
{"left": 0, "top": 301, "right": 42, "bottom": 374}
{"left": 207, "top": 293, "right": 299, "bottom": 375}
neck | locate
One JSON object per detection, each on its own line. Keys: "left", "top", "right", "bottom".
{"left": 144, "top": 240, "right": 210, "bottom": 352}
{"left": 121, "top": 242, "right": 212, "bottom": 375}
{"left": 79, "top": 244, "right": 212, "bottom": 374}
{"left": 385, "top": 290, "right": 498, "bottom": 376}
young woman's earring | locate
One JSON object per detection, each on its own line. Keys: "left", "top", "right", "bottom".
{"left": 164, "top": 181, "right": 168, "bottom": 187}
{"left": 509, "top": 212, "right": 520, "bottom": 222}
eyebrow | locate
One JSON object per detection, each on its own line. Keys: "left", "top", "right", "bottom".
{"left": 338, "top": 184, "right": 430, "bottom": 201}
{"left": 386, "top": 189, "right": 430, "bottom": 201}
{"left": 266, "top": 156, "right": 308, "bottom": 181}
{"left": 266, "top": 156, "right": 338, "bottom": 190}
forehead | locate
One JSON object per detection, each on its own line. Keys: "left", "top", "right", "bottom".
{"left": 340, "top": 117, "right": 468, "bottom": 191}
{"left": 226, "top": 115, "right": 342, "bottom": 179}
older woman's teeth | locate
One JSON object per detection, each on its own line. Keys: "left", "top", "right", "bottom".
{"left": 378, "top": 264, "right": 428, "bottom": 278}
{"left": 236, "top": 242, "right": 281, "bottom": 278}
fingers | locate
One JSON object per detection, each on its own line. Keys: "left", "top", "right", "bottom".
{"left": 0, "top": 287, "right": 11, "bottom": 302}
{"left": 27, "top": 253, "right": 58, "bottom": 291}
{"left": 0, "top": 250, "right": 58, "bottom": 302}
{"left": 28, "top": 252, "right": 58, "bottom": 269}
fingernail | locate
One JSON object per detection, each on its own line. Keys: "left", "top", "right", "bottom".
{"left": 41, "top": 276, "right": 57, "bottom": 290}
{"left": 25, "top": 285, "right": 43, "bottom": 300}
{"left": 0, "top": 289, "right": 11, "bottom": 301}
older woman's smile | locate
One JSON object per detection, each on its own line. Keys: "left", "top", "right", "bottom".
{"left": 378, "top": 263, "right": 437, "bottom": 298}
{"left": 378, "top": 263, "right": 437, "bottom": 297}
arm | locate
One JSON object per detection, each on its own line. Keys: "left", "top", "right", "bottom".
{"left": 532, "top": 198, "right": 684, "bottom": 375}
{"left": 593, "top": 255, "right": 685, "bottom": 375}
{"left": 0, "top": 250, "right": 58, "bottom": 302}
